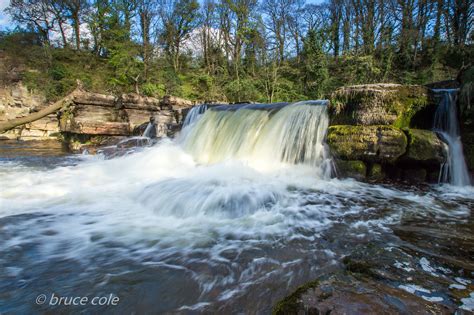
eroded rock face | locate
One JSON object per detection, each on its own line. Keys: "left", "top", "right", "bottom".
{"left": 327, "top": 125, "right": 407, "bottom": 163}
{"left": 56, "top": 92, "right": 193, "bottom": 151}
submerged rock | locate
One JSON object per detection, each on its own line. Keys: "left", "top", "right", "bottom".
{"left": 273, "top": 273, "right": 453, "bottom": 315}
{"left": 327, "top": 125, "right": 407, "bottom": 163}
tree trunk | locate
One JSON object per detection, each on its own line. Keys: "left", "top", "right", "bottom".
{"left": 73, "top": 11, "right": 81, "bottom": 50}
{"left": 0, "top": 89, "right": 80, "bottom": 134}
{"left": 58, "top": 21, "right": 68, "bottom": 48}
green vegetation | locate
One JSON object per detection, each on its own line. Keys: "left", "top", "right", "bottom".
{"left": 1, "top": 0, "right": 472, "bottom": 102}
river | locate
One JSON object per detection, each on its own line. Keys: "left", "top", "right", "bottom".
{"left": 0, "top": 102, "right": 473, "bottom": 313}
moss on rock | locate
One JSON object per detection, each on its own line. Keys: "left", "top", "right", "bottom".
{"left": 336, "top": 160, "right": 367, "bottom": 180}
{"left": 402, "top": 129, "right": 446, "bottom": 165}
{"left": 327, "top": 125, "right": 407, "bottom": 163}
{"left": 273, "top": 280, "right": 320, "bottom": 315}
{"left": 329, "top": 84, "right": 429, "bottom": 128}
{"left": 367, "top": 163, "right": 384, "bottom": 181}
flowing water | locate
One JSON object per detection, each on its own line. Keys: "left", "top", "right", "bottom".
{"left": 0, "top": 102, "right": 473, "bottom": 313}
{"left": 182, "top": 104, "right": 209, "bottom": 127}
{"left": 433, "top": 89, "right": 471, "bottom": 186}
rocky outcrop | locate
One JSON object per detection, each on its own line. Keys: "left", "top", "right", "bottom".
{"left": 0, "top": 82, "right": 195, "bottom": 151}
{"left": 329, "top": 84, "right": 434, "bottom": 129}
{"left": 327, "top": 125, "right": 407, "bottom": 163}
{"left": 58, "top": 92, "right": 193, "bottom": 151}
{"left": 327, "top": 84, "right": 447, "bottom": 182}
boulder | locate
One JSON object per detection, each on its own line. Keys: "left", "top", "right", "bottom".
{"left": 329, "top": 84, "right": 432, "bottom": 128}
{"left": 335, "top": 160, "right": 367, "bottom": 180}
{"left": 402, "top": 129, "right": 447, "bottom": 166}
{"left": 327, "top": 125, "right": 407, "bottom": 163}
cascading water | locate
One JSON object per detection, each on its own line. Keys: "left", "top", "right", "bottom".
{"left": 433, "top": 89, "right": 471, "bottom": 186}
{"left": 143, "top": 122, "right": 154, "bottom": 138}
{"left": 182, "top": 104, "right": 209, "bottom": 127}
{"left": 181, "top": 101, "right": 332, "bottom": 176}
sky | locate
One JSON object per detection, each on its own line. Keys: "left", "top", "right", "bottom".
{"left": 0, "top": 0, "right": 10, "bottom": 30}
{"left": 0, "top": 0, "right": 324, "bottom": 31}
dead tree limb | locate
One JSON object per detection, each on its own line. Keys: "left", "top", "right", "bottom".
{"left": 0, "top": 87, "right": 81, "bottom": 134}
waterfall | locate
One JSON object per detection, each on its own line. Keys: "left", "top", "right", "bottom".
{"left": 183, "top": 104, "right": 209, "bottom": 127}
{"left": 433, "top": 89, "right": 471, "bottom": 186}
{"left": 181, "top": 101, "right": 332, "bottom": 177}
{"left": 143, "top": 122, "right": 153, "bottom": 138}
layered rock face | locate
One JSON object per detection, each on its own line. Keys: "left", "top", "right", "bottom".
{"left": 60, "top": 92, "right": 193, "bottom": 151}
{"left": 0, "top": 83, "right": 60, "bottom": 140}
{"left": 327, "top": 84, "right": 447, "bottom": 182}
{"left": 0, "top": 83, "right": 195, "bottom": 151}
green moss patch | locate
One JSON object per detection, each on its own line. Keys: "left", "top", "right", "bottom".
{"left": 273, "top": 280, "right": 320, "bottom": 315}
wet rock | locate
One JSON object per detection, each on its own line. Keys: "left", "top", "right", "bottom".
{"left": 335, "top": 160, "right": 367, "bottom": 180}
{"left": 402, "top": 168, "right": 427, "bottom": 183}
{"left": 402, "top": 129, "right": 447, "bottom": 166}
{"left": 327, "top": 125, "right": 407, "bottom": 163}
{"left": 367, "top": 163, "right": 384, "bottom": 181}
{"left": 329, "top": 84, "right": 432, "bottom": 128}
{"left": 462, "top": 132, "right": 474, "bottom": 172}
{"left": 274, "top": 273, "right": 453, "bottom": 315}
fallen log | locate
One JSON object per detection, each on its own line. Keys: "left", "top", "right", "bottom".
{"left": 0, "top": 87, "right": 81, "bottom": 134}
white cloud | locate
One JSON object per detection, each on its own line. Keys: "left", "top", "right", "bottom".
{"left": 0, "top": 0, "right": 11, "bottom": 30}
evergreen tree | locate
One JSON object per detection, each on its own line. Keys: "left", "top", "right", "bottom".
{"left": 301, "top": 30, "right": 329, "bottom": 99}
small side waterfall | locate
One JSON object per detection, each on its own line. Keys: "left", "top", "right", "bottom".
{"left": 143, "top": 122, "right": 153, "bottom": 138}
{"left": 181, "top": 101, "right": 332, "bottom": 177}
{"left": 433, "top": 89, "right": 471, "bottom": 186}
